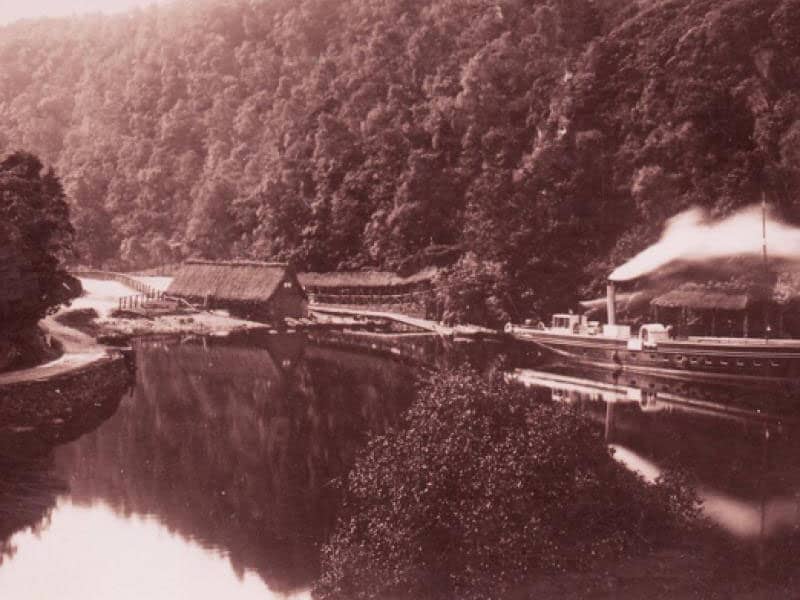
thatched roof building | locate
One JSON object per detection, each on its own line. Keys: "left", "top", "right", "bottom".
{"left": 168, "top": 260, "right": 295, "bottom": 302}
{"left": 167, "top": 260, "right": 307, "bottom": 323}
{"left": 298, "top": 266, "right": 438, "bottom": 295}
{"left": 649, "top": 282, "right": 770, "bottom": 337}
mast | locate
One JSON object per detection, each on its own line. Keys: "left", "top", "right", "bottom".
{"left": 762, "top": 191, "right": 770, "bottom": 342}
{"left": 762, "top": 191, "right": 768, "bottom": 268}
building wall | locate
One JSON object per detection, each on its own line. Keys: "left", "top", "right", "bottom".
{"left": 225, "top": 278, "right": 307, "bottom": 325}
{"left": 167, "top": 264, "right": 308, "bottom": 325}
{"left": 267, "top": 278, "right": 308, "bottom": 322}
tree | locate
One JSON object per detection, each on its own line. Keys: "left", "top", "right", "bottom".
{"left": 0, "top": 151, "right": 79, "bottom": 323}
{"left": 434, "top": 252, "right": 513, "bottom": 327}
{"left": 4, "top": 0, "right": 800, "bottom": 311}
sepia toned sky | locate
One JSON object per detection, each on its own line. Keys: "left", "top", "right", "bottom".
{"left": 0, "top": 0, "right": 167, "bottom": 25}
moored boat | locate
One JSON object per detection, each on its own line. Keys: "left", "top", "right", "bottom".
{"left": 505, "top": 284, "right": 800, "bottom": 383}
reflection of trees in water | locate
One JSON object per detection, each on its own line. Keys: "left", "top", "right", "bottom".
{"left": 55, "top": 335, "right": 415, "bottom": 593}
{"left": 0, "top": 366, "right": 128, "bottom": 565}
{"left": 0, "top": 453, "right": 66, "bottom": 566}
{"left": 580, "top": 399, "right": 800, "bottom": 501}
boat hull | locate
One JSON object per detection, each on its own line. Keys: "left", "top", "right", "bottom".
{"left": 508, "top": 329, "right": 800, "bottom": 383}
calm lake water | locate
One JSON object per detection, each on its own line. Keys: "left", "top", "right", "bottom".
{"left": 1, "top": 332, "right": 800, "bottom": 598}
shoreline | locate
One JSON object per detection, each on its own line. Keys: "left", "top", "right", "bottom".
{"left": 0, "top": 315, "right": 109, "bottom": 387}
{"left": 2, "top": 287, "right": 799, "bottom": 597}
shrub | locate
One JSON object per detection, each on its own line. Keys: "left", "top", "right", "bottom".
{"left": 315, "top": 368, "right": 699, "bottom": 600}
{"left": 54, "top": 308, "right": 100, "bottom": 336}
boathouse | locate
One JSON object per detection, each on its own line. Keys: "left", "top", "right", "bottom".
{"left": 647, "top": 277, "right": 800, "bottom": 339}
{"left": 166, "top": 260, "right": 307, "bottom": 324}
{"left": 651, "top": 283, "right": 753, "bottom": 337}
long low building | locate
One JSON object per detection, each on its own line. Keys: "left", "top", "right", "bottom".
{"left": 166, "top": 260, "right": 307, "bottom": 324}
{"left": 297, "top": 267, "right": 438, "bottom": 318}
{"left": 298, "top": 266, "right": 437, "bottom": 297}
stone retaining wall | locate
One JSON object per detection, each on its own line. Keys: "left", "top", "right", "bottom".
{"left": 0, "top": 354, "right": 133, "bottom": 430}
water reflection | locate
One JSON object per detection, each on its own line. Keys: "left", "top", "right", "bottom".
{"left": 0, "top": 360, "right": 130, "bottom": 570}
{"left": 0, "top": 453, "right": 67, "bottom": 567}
{"left": 0, "top": 333, "right": 415, "bottom": 598}
{"left": 0, "top": 500, "right": 310, "bottom": 600}
{"left": 8, "top": 331, "right": 800, "bottom": 597}
{"left": 511, "top": 366, "right": 800, "bottom": 540}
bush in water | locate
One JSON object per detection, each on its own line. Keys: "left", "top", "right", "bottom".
{"left": 315, "top": 368, "right": 700, "bottom": 600}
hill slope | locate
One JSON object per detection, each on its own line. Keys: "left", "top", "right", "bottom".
{"left": 2, "top": 0, "right": 800, "bottom": 318}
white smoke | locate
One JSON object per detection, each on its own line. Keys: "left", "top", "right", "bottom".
{"left": 609, "top": 205, "right": 800, "bottom": 282}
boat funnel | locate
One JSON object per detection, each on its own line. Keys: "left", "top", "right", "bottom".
{"left": 606, "top": 282, "right": 617, "bottom": 326}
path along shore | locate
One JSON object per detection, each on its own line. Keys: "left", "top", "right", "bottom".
{"left": 0, "top": 277, "right": 170, "bottom": 387}
{"left": 0, "top": 276, "right": 273, "bottom": 390}
{"left": 0, "top": 314, "right": 108, "bottom": 386}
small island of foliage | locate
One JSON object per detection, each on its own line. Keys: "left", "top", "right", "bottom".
{"left": 314, "top": 369, "right": 700, "bottom": 600}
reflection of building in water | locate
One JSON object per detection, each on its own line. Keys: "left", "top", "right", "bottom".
{"left": 54, "top": 335, "right": 414, "bottom": 594}
{"left": 511, "top": 368, "right": 800, "bottom": 541}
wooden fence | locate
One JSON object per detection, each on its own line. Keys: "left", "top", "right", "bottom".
{"left": 118, "top": 290, "right": 167, "bottom": 311}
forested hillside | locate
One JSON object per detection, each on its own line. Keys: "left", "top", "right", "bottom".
{"left": 2, "top": 0, "right": 800, "bottom": 318}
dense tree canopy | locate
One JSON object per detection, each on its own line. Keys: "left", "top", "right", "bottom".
{"left": 0, "top": 152, "right": 78, "bottom": 324}
{"left": 2, "top": 0, "right": 800, "bottom": 317}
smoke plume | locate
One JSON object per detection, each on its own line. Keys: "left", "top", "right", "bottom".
{"left": 609, "top": 205, "right": 800, "bottom": 282}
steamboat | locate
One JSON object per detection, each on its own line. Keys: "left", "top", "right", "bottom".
{"left": 505, "top": 282, "right": 800, "bottom": 383}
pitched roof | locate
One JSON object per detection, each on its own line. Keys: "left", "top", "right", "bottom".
{"left": 166, "top": 260, "right": 298, "bottom": 302}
